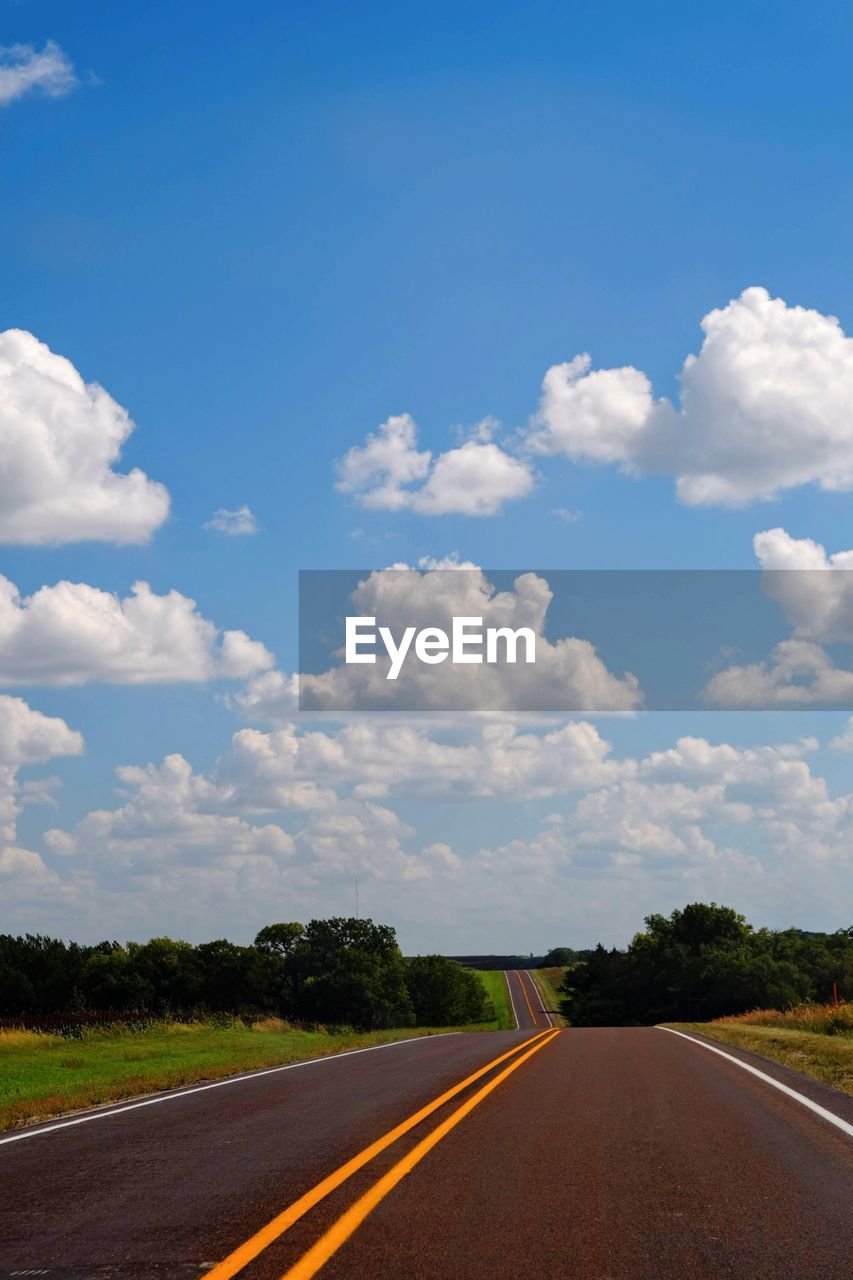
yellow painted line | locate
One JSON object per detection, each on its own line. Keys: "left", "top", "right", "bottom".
{"left": 280, "top": 1029, "right": 560, "bottom": 1280}
{"left": 526, "top": 969, "right": 553, "bottom": 1027}
{"left": 205, "top": 1028, "right": 552, "bottom": 1280}
{"left": 516, "top": 969, "right": 538, "bottom": 1026}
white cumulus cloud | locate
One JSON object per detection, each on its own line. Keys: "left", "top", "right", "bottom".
{"left": 45, "top": 753, "right": 294, "bottom": 865}
{"left": 527, "top": 287, "right": 853, "bottom": 507}
{"left": 0, "top": 329, "right": 170, "bottom": 544}
{"left": 336, "top": 413, "right": 534, "bottom": 516}
{"left": 0, "top": 575, "right": 273, "bottom": 685}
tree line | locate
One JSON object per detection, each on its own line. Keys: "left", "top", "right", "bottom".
{"left": 0, "top": 917, "right": 491, "bottom": 1032}
{"left": 561, "top": 903, "right": 853, "bottom": 1025}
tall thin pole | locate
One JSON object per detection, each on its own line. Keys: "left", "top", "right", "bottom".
{"left": 355, "top": 878, "right": 359, "bottom": 920}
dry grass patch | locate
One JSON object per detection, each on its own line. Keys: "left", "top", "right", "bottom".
{"left": 668, "top": 1004, "right": 853, "bottom": 1098}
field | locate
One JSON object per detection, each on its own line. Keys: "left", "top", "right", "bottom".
{"left": 0, "top": 1019, "right": 469, "bottom": 1131}
{"left": 531, "top": 967, "right": 568, "bottom": 1026}
{"left": 473, "top": 970, "right": 514, "bottom": 1029}
{"left": 669, "top": 1002, "right": 853, "bottom": 1097}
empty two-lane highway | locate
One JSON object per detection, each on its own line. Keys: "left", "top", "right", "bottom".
{"left": 1, "top": 1022, "right": 852, "bottom": 1279}
{"left": 504, "top": 968, "right": 551, "bottom": 1030}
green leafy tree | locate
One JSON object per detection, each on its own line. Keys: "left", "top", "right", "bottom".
{"left": 254, "top": 922, "right": 306, "bottom": 1014}
{"left": 406, "top": 956, "right": 489, "bottom": 1026}
{"left": 299, "top": 917, "right": 415, "bottom": 1030}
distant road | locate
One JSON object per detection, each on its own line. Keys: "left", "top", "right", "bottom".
{"left": 504, "top": 967, "right": 551, "bottom": 1029}
{"left": 2, "top": 1016, "right": 852, "bottom": 1277}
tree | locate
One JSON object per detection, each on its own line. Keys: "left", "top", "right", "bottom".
{"left": 299, "top": 917, "right": 415, "bottom": 1030}
{"left": 254, "top": 922, "right": 305, "bottom": 1014}
{"left": 406, "top": 956, "right": 489, "bottom": 1026}
{"left": 124, "top": 938, "right": 201, "bottom": 1013}
{"left": 560, "top": 903, "right": 837, "bottom": 1026}
{"left": 540, "top": 947, "right": 576, "bottom": 968}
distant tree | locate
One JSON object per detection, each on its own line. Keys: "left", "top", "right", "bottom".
{"left": 406, "top": 956, "right": 489, "bottom": 1026}
{"left": 561, "top": 945, "right": 633, "bottom": 1026}
{"left": 562, "top": 903, "right": 832, "bottom": 1026}
{"left": 540, "top": 947, "right": 576, "bottom": 968}
{"left": 81, "top": 946, "right": 154, "bottom": 1010}
{"left": 299, "top": 917, "right": 415, "bottom": 1030}
{"left": 124, "top": 937, "right": 201, "bottom": 1013}
{"left": 3, "top": 907, "right": 850, "bottom": 1029}
{"left": 254, "top": 922, "right": 306, "bottom": 1014}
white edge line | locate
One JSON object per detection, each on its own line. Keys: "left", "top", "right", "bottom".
{"left": 527, "top": 970, "right": 553, "bottom": 1027}
{"left": 504, "top": 971, "right": 520, "bottom": 1030}
{"left": 657, "top": 1026, "right": 853, "bottom": 1140}
{"left": 0, "top": 1032, "right": 461, "bottom": 1147}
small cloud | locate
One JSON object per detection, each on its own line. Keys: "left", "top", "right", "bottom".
{"left": 550, "top": 507, "right": 583, "bottom": 524}
{"left": 203, "top": 505, "right": 259, "bottom": 536}
{"left": 0, "top": 41, "right": 77, "bottom": 107}
{"left": 337, "top": 413, "right": 534, "bottom": 517}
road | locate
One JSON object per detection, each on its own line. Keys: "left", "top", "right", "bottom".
{"left": 1, "top": 980, "right": 852, "bottom": 1279}
{"left": 504, "top": 967, "right": 552, "bottom": 1030}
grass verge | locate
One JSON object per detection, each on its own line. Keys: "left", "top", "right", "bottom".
{"left": 530, "top": 967, "right": 569, "bottom": 1027}
{"left": 666, "top": 1021, "right": 853, "bottom": 1098}
{"left": 0, "top": 1019, "right": 465, "bottom": 1131}
{"left": 473, "top": 971, "right": 514, "bottom": 1030}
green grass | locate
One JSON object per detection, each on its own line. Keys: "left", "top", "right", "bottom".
{"left": 473, "top": 971, "right": 514, "bottom": 1030}
{"left": 0, "top": 1018, "right": 469, "bottom": 1131}
{"left": 530, "top": 967, "right": 569, "bottom": 1027}
{"left": 667, "top": 1022, "right": 853, "bottom": 1098}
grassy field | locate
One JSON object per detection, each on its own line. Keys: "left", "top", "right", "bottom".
{"left": 473, "top": 971, "right": 514, "bottom": 1030}
{"left": 0, "top": 1018, "right": 469, "bottom": 1131}
{"left": 668, "top": 1002, "right": 853, "bottom": 1098}
{"left": 530, "top": 967, "right": 568, "bottom": 1027}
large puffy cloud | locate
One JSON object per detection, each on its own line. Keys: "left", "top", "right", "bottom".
{"left": 0, "top": 41, "right": 76, "bottom": 106}
{"left": 0, "top": 330, "right": 170, "bottom": 544}
{"left": 0, "top": 575, "right": 273, "bottom": 685}
{"left": 299, "top": 564, "right": 642, "bottom": 713}
{"left": 336, "top": 414, "right": 534, "bottom": 516}
{"left": 527, "top": 287, "right": 853, "bottom": 507}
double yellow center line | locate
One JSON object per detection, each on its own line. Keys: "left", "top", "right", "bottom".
{"left": 515, "top": 969, "right": 541, "bottom": 1026}
{"left": 206, "top": 1026, "right": 559, "bottom": 1280}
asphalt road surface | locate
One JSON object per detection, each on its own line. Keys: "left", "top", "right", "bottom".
{"left": 2, "top": 980, "right": 852, "bottom": 1280}
{"left": 504, "top": 968, "right": 552, "bottom": 1030}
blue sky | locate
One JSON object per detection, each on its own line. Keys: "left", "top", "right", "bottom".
{"left": 3, "top": 1, "right": 853, "bottom": 951}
